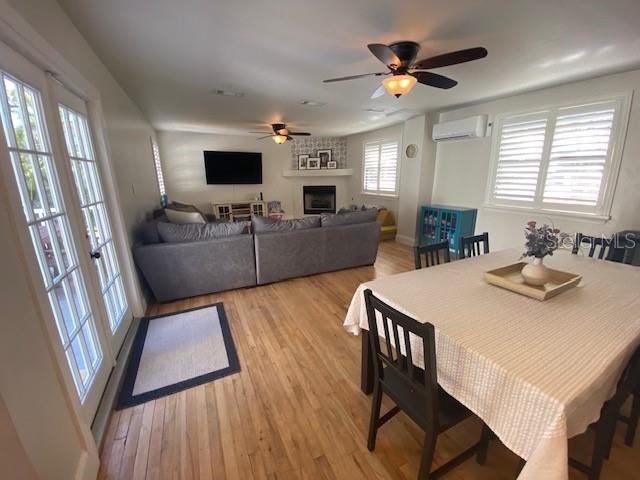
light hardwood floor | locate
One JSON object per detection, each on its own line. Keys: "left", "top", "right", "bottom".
{"left": 99, "top": 241, "right": 637, "bottom": 479}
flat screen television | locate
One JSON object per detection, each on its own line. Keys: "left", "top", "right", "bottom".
{"left": 204, "top": 151, "right": 262, "bottom": 184}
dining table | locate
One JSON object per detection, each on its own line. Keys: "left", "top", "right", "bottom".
{"left": 343, "top": 248, "right": 640, "bottom": 480}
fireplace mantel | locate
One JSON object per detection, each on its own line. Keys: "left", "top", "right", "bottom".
{"left": 282, "top": 168, "right": 353, "bottom": 177}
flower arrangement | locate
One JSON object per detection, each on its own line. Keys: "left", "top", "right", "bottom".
{"left": 521, "top": 221, "right": 563, "bottom": 259}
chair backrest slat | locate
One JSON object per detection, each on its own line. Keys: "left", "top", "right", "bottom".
{"left": 414, "top": 240, "right": 451, "bottom": 269}
{"left": 572, "top": 233, "right": 614, "bottom": 261}
{"left": 364, "top": 289, "right": 439, "bottom": 413}
{"left": 609, "top": 345, "right": 640, "bottom": 410}
{"left": 459, "top": 232, "right": 490, "bottom": 259}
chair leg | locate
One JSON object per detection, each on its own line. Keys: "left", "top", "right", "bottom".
{"left": 625, "top": 391, "right": 640, "bottom": 447}
{"left": 476, "top": 424, "right": 492, "bottom": 465}
{"left": 367, "top": 383, "right": 383, "bottom": 451}
{"left": 590, "top": 417, "right": 615, "bottom": 480}
{"left": 417, "top": 431, "right": 437, "bottom": 480}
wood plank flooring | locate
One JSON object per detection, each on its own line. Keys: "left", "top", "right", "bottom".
{"left": 99, "top": 241, "right": 638, "bottom": 479}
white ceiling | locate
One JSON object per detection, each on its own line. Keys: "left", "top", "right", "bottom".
{"left": 58, "top": 0, "right": 640, "bottom": 136}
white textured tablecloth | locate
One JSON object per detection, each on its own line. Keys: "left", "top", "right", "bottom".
{"left": 344, "top": 249, "right": 640, "bottom": 480}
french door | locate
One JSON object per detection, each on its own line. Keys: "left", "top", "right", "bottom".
{"left": 53, "top": 84, "right": 130, "bottom": 352}
{"left": 0, "top": 41, "right": 129, "bottom": 423}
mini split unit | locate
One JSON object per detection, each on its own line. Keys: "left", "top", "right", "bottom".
{"left": 432, "top": 114, "right": 488, "bottom": 141}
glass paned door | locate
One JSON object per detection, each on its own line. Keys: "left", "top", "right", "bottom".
{"left": 0, "top": 68, "right": 109, "bottom": 413}
{"left": 57, "top": 103, "right": 128, "bottom": 334}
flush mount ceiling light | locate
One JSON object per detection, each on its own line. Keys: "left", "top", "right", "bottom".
{"left": 272, "top": 135, "right": 287, "bottom": 144}
{"left": 300, "top": 99, "right": 327, "bottom": 107}
{"left": 212, "top": 89, "right": 245, "bottom": 97}
{"left": 323, "top": 41, "right": 487, "bottom": 98}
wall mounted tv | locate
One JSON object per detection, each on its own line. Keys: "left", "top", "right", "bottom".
{"left": 204, "top": 151, "right": 262, "bottom": 184}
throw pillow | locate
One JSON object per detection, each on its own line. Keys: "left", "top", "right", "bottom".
{"left": 164, "top": 201, "right": 207, "bottom": 224}
{"left": 251, "top": 215, "right": 320, "bottom": 233}
{"left": 320, "top": 208, "right": 378, "bottom": 227}
{"left": 157, "top": 221, "right": 246, "bottom": 243}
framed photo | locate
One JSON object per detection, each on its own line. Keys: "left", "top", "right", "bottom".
{"left": 327, "top": 161, "right": 337, "bottom": 169}
{"left": 317, "top": 149, "right": 332, "bottom": 168}
{"left": 298, "top": 154, "right": 309, "bottom": 170}
{"left": 307, "top": 157, "right": 320, "bottom": 169}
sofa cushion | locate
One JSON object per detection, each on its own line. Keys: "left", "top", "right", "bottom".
{"left": 157, "top": 221, "right": 246, "bottom": 243}
{"left": 252, "top": 215, "right": 320, "bottom": 233}
{"left": 320, "top": 209, "right": 378, "bottom": 227}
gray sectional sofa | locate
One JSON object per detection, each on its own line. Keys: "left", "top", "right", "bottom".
{"left": 133, "top": 210, "right": 380, "bottom": 302}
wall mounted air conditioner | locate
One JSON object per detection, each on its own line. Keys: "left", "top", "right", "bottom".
{"left": 432, "top": 114, "right": 488, "bottom": 141}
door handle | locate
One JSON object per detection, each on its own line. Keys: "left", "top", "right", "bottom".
{"left": 90, "top": 251, "right": 101, "bottom": 260}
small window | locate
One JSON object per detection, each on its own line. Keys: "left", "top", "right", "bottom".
{"left": 487, "top": 96, "right": 629, "bottom": 218}
{"left": 150, "top": 139, "right": 166, "bottom": 197}
{"left": 362, "top": 138, "right": 400, "bottom": 196}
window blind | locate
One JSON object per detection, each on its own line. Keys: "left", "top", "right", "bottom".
{"left": 363, "top": 139, "right": 399, "bottom": 195}
{"left": 493, "top": 116, "right": 547, "bottom": 203}
{"left": 488, "top": 98, "right": 624, "bottom": 216}
{"left": 543, "top": 108, "right": 615, "bottom": 206}
{"left": 151, "top": 140, "right": 166, "bottom": 196}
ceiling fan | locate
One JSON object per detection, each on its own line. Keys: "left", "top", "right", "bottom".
{"left": 249, "top": 123, "right": 311, "bottom": 144}
{"left": 323, "top": 42, "right": 487, "bottom": 98}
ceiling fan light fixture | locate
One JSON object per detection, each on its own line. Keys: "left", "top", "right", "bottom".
{"left": 382, "top": 74, "right": 417, "bottom": 98}
{"left": 272, "top": 135, "right": 287, "bottom": 144}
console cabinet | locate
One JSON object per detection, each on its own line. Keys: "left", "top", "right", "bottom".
{"left": 418, "top": 205, "right": 477, "bottom": 253}
{"left": 213, "top": 201, "right": 265, "bottom": 222}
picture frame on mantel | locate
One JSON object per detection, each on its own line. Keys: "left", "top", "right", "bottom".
{"left": 307, "top": 157, "right": 320, "bottom": 169}
{"left": 298, "top": 154, "right": 309, "bottom": 170}
{"left": 317, "top": 149, "right": 332, "bottom": 168}
{"left": 327, "top": 161, "right": 337, "bottom": 169}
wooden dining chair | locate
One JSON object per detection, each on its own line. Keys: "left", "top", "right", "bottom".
{"left": 569, "top": 345, "right": 640, "bottom": 480}
{"left": 571, "top": 233, "right": 613, "bottom": 260}
{"left": 458, "top": 232, "right": 490, "bottom": 259}
{"left": 414, "top": 241, "right": 451, "bottom": 270}
{"left": 363, "top": 289, "right": 491, "bottom": 479}
{"left": 618, "top": 385, "right": 640, "bottom": 447}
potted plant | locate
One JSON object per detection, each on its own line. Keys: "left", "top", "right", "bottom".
{"left": 520, "top": 221, "right": 563, "bottom": 286}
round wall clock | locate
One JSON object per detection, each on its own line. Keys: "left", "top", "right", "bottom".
{"left": 405, "top": 143, "right": 418, "bottom": 158}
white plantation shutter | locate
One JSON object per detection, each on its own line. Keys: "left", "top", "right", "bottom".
{"left": 493, "top": 115, "right": 547, "bottom": 203}
{"left": 363, "top": 139, "right": 399, "bottom": 195}
{"left": 488, "top": 97, "right": 626, "bottom": 217}
{"left": 151, "top": 139, "right": 166, "bottom": 196}
{"left": 543, "top": 106, "right": 615, "bottom": 207}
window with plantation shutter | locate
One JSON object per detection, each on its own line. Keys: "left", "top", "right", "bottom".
{"left": 487, "top": 96, "right": 629, "bottom": 218}
{"left": 543, "top": 107, "right": 615, "bottom": 207}
{"left": 362, "top": 138, "right": 400, "bottom": 196}
{"left": 493, "top": 114, "right": 547, "bottom": 203}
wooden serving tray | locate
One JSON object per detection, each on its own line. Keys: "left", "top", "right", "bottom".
{"left": 484, "top": 262, "right": 582, "bottom": 301}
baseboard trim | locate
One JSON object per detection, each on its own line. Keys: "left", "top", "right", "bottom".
{"left": 395, "top": 234, "right": 416, "bottom": 246}
{"left": 91, "top": 317, "right": 140, "bottom": 448}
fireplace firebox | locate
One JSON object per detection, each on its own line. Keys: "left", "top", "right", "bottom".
{"left": 303, "top": 185, "right": 336, "bottom": 214}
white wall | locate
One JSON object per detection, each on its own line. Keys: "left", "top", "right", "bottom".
{"left": 158, "top": 131, "right": 351, "bottom": 218}
{"left": 433, "top": 69, "right": 640, "bottom": 251}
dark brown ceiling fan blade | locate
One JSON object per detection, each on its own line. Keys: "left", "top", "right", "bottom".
{"left": 289, "top": 132, "right": 311, "bottom": 136}
{"left": 412, "top": 71, "right": 458, "bottom": 89}
{"left": 412, "top": 47, "right": 488, "bottom": 70}
{"left": 249, "top": 131, "right": 273, "bottom": 134}
{"left": 367, "top": 43, "right": 401, "bottom": 68}
{"left": 323, "top": 72, "right": 388, "bottom": 83}
{"left": 371, "top": 84, "right": 386, "bottom": 99}
{"left": 286, "top": 136, "right": 293, "bottom": 140}
{"left": 256, "top": 135, "right": 273, "bottom": 140}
